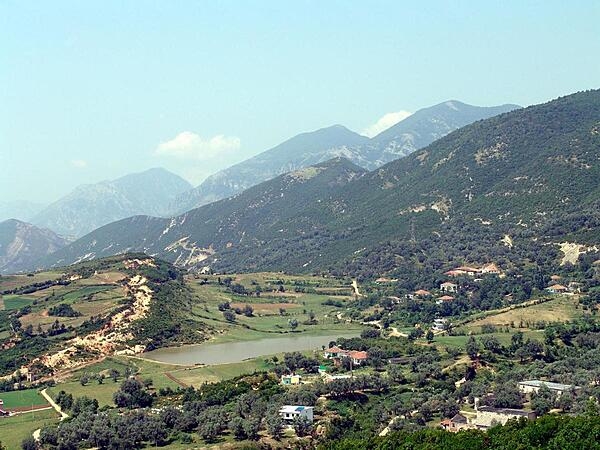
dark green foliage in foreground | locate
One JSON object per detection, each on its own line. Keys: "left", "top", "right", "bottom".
{"left": 320, "top": 412, "right": 600, "bottom": 450}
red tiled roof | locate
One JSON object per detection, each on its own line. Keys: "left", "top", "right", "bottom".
{"left": 347, "top": 350, "right": 368, "bottom": 360}
{"left": 414, "top": 289, "right": 431, "bottom": 296}
{"left": 547, "top": 284, "right": 567, "bottom": 290}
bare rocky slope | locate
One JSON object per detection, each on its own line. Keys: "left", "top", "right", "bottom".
{"left": 0, "top": 219, "right": 68, "bottom": 274}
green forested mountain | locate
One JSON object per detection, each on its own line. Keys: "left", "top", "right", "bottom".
{"left": 173, "top": 102, "right": 518, "bottom": 214}
{"left": 42, "top": 90, "right": 600, "bottom": 276}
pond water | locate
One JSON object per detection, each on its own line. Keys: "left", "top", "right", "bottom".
{"left": 144, "top": 332, "right": 359, "bottom": 365}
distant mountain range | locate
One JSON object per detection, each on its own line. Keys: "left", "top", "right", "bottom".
{"left": 40, "top": 89, "right": 600, "bottom": 274}
{"left": 0, "top": 219, "right": 68, "bottom": 274}
{"left": 173, "top": 100, "right": 520, "bottom": 212}
{"left": 31, "top": 168, "right": 193, "bottom": 238}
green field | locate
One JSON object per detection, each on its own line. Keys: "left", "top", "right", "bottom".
{"left": 0, "top": 389, "right": 48, "bottom": 409}
{"left": 0, "top": 272, "right": 63, "bottom": 292}
{"left": 0, "top": 409, "right": 59, "bottom": 450}
{"left": 169, "top": 358, "right": 275, "bottom": 386}
{"left": 432, "top": 330, "right": 544, "bottom": 349}
{"left": 188, "top": 276, "right": 363, "bottom": 344}
{"left": 47, "top": 380, "right": 120, "bottom": 407}
{"left": 1, "top": 295, "right": 35, "bottom": 311}
{"left": 460, "top": 295, "right": 583, "bottom": 332}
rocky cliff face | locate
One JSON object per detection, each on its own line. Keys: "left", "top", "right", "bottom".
{"left": 0, "top": 219, "right": 68, "bottom": 274}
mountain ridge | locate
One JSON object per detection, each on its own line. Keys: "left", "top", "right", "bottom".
{"left": 173, "top": 101, "right": 519, "bottom": 213}
{"left": 32, "top": 167, "right": 192, "bottom": 238}
{"left": 0, "top": 219, "right": 69, "bottom": 274}
{"left": 41, "top": 90, "right": 599, "bottom": 275}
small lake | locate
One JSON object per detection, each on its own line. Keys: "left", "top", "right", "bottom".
{"left": 144, "top": 332, "right": 358, "bottom": 365}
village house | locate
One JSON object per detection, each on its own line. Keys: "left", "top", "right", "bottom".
{"left": 436, "top": 295, "right": 455, "bottom": 305}
{"left": 481, "top": 263, "right": 502, "bottom": 275}
{"left": 440, "top": 281, "right": 458, "bottom": 293}
{"left": 375, "top": 277, "right": 398, "bottom": 284}
{"left": 517, "top": 380, "right": 579, "bottom": 397}
{"left": 279, "top": 405, "right": 314, "bottom": 424}
{"left": 432, "top": 318, "right": 448, "bottom": 332}
{"left": 473, "top": 406, "right": 536, "bottom": 428}
{"left": 281, "top": 374, "right": 302, "bottom": 385}
{"left": 413, "top": 289, "right": 432, "bottom": 298}
{"left": 546, "top": 284, "right": 568, "bottom": 294}
{"left": 445, "top": 263, "right": 502, "bottom": 278}
{"left": 440, "top": 413, "right": 470, "bottom": 432}
{"left": 324, "top": 373, "right": 354, "bottom": 383}
{"left": 323, "top": 346, "right": 369, "bottom": 366}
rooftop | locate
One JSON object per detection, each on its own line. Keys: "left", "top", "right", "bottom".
{"left": 280, "top": 405, "right": 314, "bottom": 413}
{"left": 478, "top": 406, "right": 532, "bottom": 416}
{"left": 518, "top": 380, "right": 578, "bottom": 391}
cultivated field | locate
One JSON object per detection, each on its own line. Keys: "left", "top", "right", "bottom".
{"left": 0, "top": 409, "right": 59, "bottom": 450}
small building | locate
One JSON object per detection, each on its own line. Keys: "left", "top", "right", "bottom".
{"left": 324, "top": 374, "right": 354, "bottom": 383}
{"left": 440, "top": 413, "right": 470, "bottom": 432}
{"left": 281, "top": 374, "right": 302, "bottom": 385}
{"left": 436, "top": 295, "right": 455, "bottom": 305}
{"left": 481, "top": 263, "right": 501, "bottom": 275}
{"left": 376, "top": 277, "right": 398, "bottom": 284}
{"left": 0, "top": 399, "right": 8, "bottom": 417}
{"left": 347, "top": 350, "right": 368, "bottom": 365}
{"left": 414, "top": 289, "right": 432, "bottom": 298}
{"left": 279, "top": 405, "right": 314, "bottom": 424}
{"left": 323, "top": 347, "right": 369, "bottom": 366}
{"left": 432, "top": 318, "right": 448, "bottom": 332}
{"left": 517, "top": 380, "right": 579, "bottom": 397}
{"left": 454, "top": 266, "right": 480, "bottom": 277}
{"left": 323, "top": 346, "right": 346, "bottom": 359}
{"left": 546, "top": 284, "right": 568, "bottom": 294}
{"left": 474, "top": 406, "right": 535, "bottom": 428}
{"left": 440, "top": 282, "right": 458, "bottom": 293}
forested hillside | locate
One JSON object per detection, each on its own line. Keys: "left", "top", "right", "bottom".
{"left": 41, "top": 90, "right": 599, "bottom": 279}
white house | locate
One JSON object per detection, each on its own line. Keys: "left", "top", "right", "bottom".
{"left": 279, "top": 405, "right": 314, "bottom": 423}
{"left": 474, "top": 406, "right": 535, "bottom": 428}
{"left": 432, "top": 318, "right": 448, "bottom": 332}
{"left": 440, "top": 282, "right": 458, "bottom": 293}
{"left": 518, "top": 380, "right": 579, "bottom": 397}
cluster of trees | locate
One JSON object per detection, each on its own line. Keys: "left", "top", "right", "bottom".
{"left": 48, "top": 303, "right": 81, "bottom": 317}
{"left": 321, "top": 410, "right": 600, "bottom": 450}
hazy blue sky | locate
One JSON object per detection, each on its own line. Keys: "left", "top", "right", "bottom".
{"left": 2, "top": 1, "right": 599, "bottom": 203}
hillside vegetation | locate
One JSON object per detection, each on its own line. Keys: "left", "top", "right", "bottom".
{"left": 41, "top": 90, "right": 599, "bottom": 279}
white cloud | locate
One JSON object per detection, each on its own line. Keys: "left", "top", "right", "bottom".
{"left": 362, "top": 111, "right": 412, "bottom": 138}
{"left": 155, "top": 131, "right": 241, "bottom": 160}
{"left": 70, "top": 159, "right": 88, "bottom": 168}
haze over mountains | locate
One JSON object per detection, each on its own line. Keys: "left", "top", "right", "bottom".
{"left": 41, "top": 90, "right": 600, "bottom": 275}
{"left": 0, "top": 219, "right": 68, "bottom": 274}
{"left": 175, "top": 100, "right": 519, "bottom": 212}
{"left": 31, "top": 168, "right": 192, "bottom": 238}
{"left": 0, "top": 200, "right": 45, "bottom": 223}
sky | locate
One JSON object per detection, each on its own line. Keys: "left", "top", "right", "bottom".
{"left": 2, "top": 0, "right": 599, "bottom": 204}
